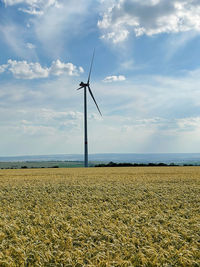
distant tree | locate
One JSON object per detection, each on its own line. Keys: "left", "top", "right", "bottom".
{"left": 21, "top": 166, "right": 27, "bottom": 169}
{"left": 108, "top": 162, "right": 117, "bottom": 167}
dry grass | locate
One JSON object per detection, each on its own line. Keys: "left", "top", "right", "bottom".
{"left": 0, "top": 167, "right": 199, "bottom": 266}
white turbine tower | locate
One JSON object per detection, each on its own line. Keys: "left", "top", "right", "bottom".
{"left": 77, "top": 50, "right": 102, "bottom": 167}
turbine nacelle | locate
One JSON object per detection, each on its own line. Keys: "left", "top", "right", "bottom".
{"left": 79, "top": 81, "right": 88, "bottom": 87}
{"left": 77, "top": 49, "right": 102, "bottom": 117}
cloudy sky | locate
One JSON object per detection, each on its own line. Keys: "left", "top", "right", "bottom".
{"left": 1, "top": 0, "right": 200, "bottom": 156}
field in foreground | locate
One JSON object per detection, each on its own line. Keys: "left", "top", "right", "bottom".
{"left": 0, "top": 167, "right": 199, "bottom": 266}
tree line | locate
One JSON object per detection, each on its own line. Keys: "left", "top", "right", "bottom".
{"left": 94, "top": 162, "right": 194, "bottom": 167}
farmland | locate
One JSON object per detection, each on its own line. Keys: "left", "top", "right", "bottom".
{"left": 0, "top": 167, "right": 199, "bottom": 266}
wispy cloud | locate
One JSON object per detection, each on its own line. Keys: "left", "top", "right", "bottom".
{"left": 26, "top": 42, "right": 36, "bottom": 49}
{"left": 32, "top": 0, "right": 93, "bottom": 58}
{"left": 3, "top": 0, "right": 59, "bottom": 15}
{"left": 0, "top": 106, "right": 83, "bottom": 155}
{"left": 164, "top": 31, "right": 199, "bottom": 60}
{"left": 0, "top": 23, "right": 28, "bottom": 58}
{"left": 2, "top": 0, "right": 93, "bottom": 59}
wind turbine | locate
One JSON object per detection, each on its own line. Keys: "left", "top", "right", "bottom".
{"left": 77, "top": 50, "right": 102, "bottom": 167}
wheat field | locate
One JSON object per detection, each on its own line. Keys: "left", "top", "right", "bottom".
{"left": 0, "top": 167, "right": 199, "bottom": 266}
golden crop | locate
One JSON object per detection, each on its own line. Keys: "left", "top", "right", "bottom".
{"left": 0, "top": 167, "right": 199, "bottom": 266}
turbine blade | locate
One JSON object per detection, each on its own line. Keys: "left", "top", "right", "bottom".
{"left": 77, "top": 86, "right": 84, "bottom": 90}
{"left": 88, "top": 85, "right": 102, "bottom": 116}
{"left": 87, "top": 49, "right": 95, "bottom": 84}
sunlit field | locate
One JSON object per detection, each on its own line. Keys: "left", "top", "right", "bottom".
{"left": 0, "top": 167, "right": 199, "bottom": 266}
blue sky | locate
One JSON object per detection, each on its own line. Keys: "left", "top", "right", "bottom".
{"left": 1, "top": 0, "right": 200, "bottom": 156}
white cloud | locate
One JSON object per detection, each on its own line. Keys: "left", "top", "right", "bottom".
{"left": 0, "top": 64, "right": 8, "bottom": 74}
{"left": 50, "top": 60, "right": 82, "bottom": 76}
{"left": 103, "top": 75, "right": 126, "bottom": 82}
{"left": 8, "top": 59, "right": 49, "bottom": 79}
{"left": 98, "top": 0, "right": 200, "bottom": 43}
{"left": 0, "top": 59, "right": 84, "bottom": 79}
